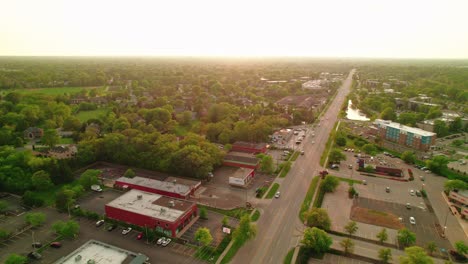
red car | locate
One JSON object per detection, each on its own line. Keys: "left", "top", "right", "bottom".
{"left": 136, "top": 232, "right": 143, "bottom": 240}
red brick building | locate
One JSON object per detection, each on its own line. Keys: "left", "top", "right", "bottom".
{"left": 105, "top": 189, "right": 198, "bottom": 237}
{"left": 223, "top": 151, "right": 259, "bottom": 169}
{"left": 114, "top": 176, "right": 201, "bottom": 199}
{"left": 232, "top": 141, "right": 267, "bottom": 154}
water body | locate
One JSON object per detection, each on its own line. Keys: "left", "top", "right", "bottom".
{"left": 346, "top": 100, "right": 370, "bottom": 121}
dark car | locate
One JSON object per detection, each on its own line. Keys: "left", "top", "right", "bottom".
{"left": 32, "top": 242, "right": 42, "bottom": 248}
{"left": 416, "top": 190, "right": 422, "bottom": 197}
{"left": 107, "top": 224, "right": 117, "bottom": 231}
{"left": 50, "top": 242, "right": 62, "bottom": 248}
{"left": 450, "top": 250, "right": 467, "bottom": 262}
{"left": 28, "top": 252, "right": 42, "bottom": 260}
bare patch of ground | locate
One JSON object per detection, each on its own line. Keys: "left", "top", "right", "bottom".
{"left": 350, "top": 206, "right": 404, "bottom": 229}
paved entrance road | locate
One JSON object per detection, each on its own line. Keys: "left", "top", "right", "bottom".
{"left": 232, "top": 69, "right": 356, "bottom": 264}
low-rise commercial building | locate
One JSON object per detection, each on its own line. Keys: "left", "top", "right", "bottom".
{"left": 232, "top": 141, "right": 267, "bottom": 154}
{"left": 228, "top": 168, "right": 255, "bottom": 187}
{"left": 449, "top": 190, "right": 468, "bottom": 219}
{"left": 105, "top": 189, "right": 198, "bottom": 237}
{"left": 114, "top": 176, "right": 200, "bottom": 199}
{"left": 223, "top": 151, "right": 259, "bottom": 169}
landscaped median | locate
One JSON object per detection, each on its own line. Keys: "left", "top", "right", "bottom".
{"left": 299, "top": 176, "right": 320, "bottom": 222}
{"left": 265, "top": 183, "right": 280, "bottom": 199}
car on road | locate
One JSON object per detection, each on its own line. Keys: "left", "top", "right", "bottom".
{"left": 410, "top": 190, "right": 415, "bottom": 196}
{"left": 157, "top": 237, "right": 166, "bottom": 245}
{"left": 275, "top": 192, "right": 281, "bottom": 198}
{"left": 96, "top": 220, "right": 105, "bottom": 227}
{"left": 409, "top": 217, "right": 416, "bottom": 225}
{"left": 122, "top": 227, "right": 132, "bottom": 235}
{"left": 32, "top": 242, "right": 42, "bottom": 248}
{"left": 385, "top": 187, "right": 390, "bottom": 193}
{"left": 406, "top": 203, "right": 411, "bottom": 209}
{"left": 348, "top": 164, "right": 353, "bottom": 169}
{"left": 362, "top": 180, "right": 367, "bottom": 185}
{"left": 162, "top": 238, "right": 172, "bottom": 247}
{"left": 28, "top": 252, "right": 42, "bottom": 260}
{"left": 50, "top": 242, "right": 62, "bottom": 248}
{"left": 107, "top": 225, "right": 117, "bottom": 232}
{"left": 300, "top": 150, "right": 305, "bottom": 155}
{"left": 420, "top": 176, "right": 425, "bottom": 181}
{"left": 330, "top": 164, "right": 339, "bottom": 170}
{"left": 137, "top": 232, "right": 143, "bottom": 240}
{"left": 416, "top": 190, "right": 422, "bottom": 197}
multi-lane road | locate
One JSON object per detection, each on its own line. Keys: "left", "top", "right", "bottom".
{"left": 232, "top": 69, "right": 355, "bottom": 264}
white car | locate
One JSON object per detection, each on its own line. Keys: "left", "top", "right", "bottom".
{"left": 157, "top": 237, "right": 166, "bottom": 245}
{"left": 410, "top": 190, "right": 415, "bottom": 196}
{"left": 162, "top": 238, "right": 171, "bottom": 247}
{"left": 122, "top": 227, "right": 132, "bottom": 235}
{"left": 275, "top": 192, "right": 281, "bottom": 198}
{"left": 409, "top": 217, "right": 416, "bottom": 225}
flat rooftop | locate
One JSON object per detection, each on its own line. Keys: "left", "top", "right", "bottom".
{"left": 224, "top": 152, "right": 259, "bottom": 166}
{"left": 107, "top": 189, "right": 194, "bottom": 223}
{"left": 231, "top": 168, "right": 254, "bottom": 179}
{"left": 116, "top": 176, "right": 190, "bottom": 195}
{"left": 375, "top": 119, "right": 436, "bottom": 137}
{"left": 164, "top": 176, "right": 201, "bottom": 188}
{"left": 54, "top": 239, "right": 147, "bottom": 264}
{"left": 233, "top": 141, "right": 267, "bottom": 150}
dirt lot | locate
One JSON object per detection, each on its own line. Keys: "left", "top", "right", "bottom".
{"left": 350, "top": 206, "right": 404, "bottom": 229}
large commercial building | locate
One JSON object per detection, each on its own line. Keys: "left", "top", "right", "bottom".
{"left": 54, "top": 239, "right": 148, "bottom": 264}
{"left": 373, "top": 119, "right": 436, "bottom": 151}
{"left": 105, "top": 189, "right": 198, "bottom": 237}
{"left": 114, "top": 176, "right": 201, "bottom": 199}
{"left": 448, "top": 190, "right": 468, "bottom": 219}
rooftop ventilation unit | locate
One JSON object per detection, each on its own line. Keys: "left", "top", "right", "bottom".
{"left": 137, "top": 195, "right": 142, "bottom": 200}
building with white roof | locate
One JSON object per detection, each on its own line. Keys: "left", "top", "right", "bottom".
{"left": 374, "top": 119, "right": 436, "bottom": 151}
{"left": 105, "top": 189, "right": 198, "bottom": 237}
{"left": 114, "top": 176, "right": 201, "bottom": 199}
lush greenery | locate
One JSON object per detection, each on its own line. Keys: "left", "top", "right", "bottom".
{"left": 283, "top": 248, "right": 295, "bottom": 264}
{"left": 301, "top": 227, "right": 332, "bottom": 255}
{"left": 303, "top": 208, "right": 331, "bottom": 230}
{"left": 399, "top": 246, "right": 434, "bottom": 264}
{"left": 221, "top": 215, "right": 257, "bottom": 264}
{"left": 299, "top": 176, "right": 320, "bottom": 222}
{"left": 397, "top": 228, "right": 416, "bottom": 247}
{"left": 265, "top": 183, "right": 280, "bottom": 199}
{"left": 251, "top": 210, "right": 260, "bottom": 222}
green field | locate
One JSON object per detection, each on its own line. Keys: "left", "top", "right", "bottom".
{"left": 76, "top": 108, "right": 110, "bottom": 122}
{"left": 5, "top": 86, "right": 102, "bottom": 96}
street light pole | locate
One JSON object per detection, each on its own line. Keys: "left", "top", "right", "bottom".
{"left": 443, "top": 207, "right": 450, "bottom": 236}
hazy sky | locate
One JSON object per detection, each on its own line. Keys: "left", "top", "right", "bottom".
{"left": 1, "top": 0, "right": 467, "bottom": 58}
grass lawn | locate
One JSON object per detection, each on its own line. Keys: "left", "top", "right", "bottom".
{"left": 335, "top": 176, "right": 362, "bottom": 185}
{"left": 265, "top": 183, "right": 280, "bottom": 199}
{"left": 283, "top": 248, "right": 295, "bottom": 264}
{"left": 299, "top": 176, "right": 320, "bottom": 221}
{"left": 198, "top": 205, "right": 251, "bottom": 219}
{"left": 251, "top": 210, "right": 260, "bottom": 222}
{"left": 59, "top": 138, "right": 74, "bottom": 144}
{"left": 291, "top": 151, "right": 300, "bottom": 161}
{"left": 76, "top": 108, "right": 110, "bottom": 122}
{"left": 11, "top": 86, "right": 101, "bottom": 96}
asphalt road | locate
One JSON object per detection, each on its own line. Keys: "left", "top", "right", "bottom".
{"left": 232, "top": 69, "right": 355, "bottom": 264}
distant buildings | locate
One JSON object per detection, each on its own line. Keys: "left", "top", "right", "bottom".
{"left": 372, "top": 119, "right": 436, "bottom": 151}
{"left": 448, "top": 190, "right": 468, "bottom": 219}
{"left": 276, "top": 94, "right": 327, "bottom": 111}
{"left": 301, "top": 80, "right": 328, "bottom": 93}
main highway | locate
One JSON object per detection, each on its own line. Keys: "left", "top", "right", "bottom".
{"left": 232, "top": 69, "right": 356, "bottom": 264}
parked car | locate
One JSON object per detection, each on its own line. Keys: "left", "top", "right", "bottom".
{"left": 32, "top": 242, "right": 42, "bottom": 248}
{"left": 362, "top": 180, "right": 367, "bottom": 185}
{"left": 409, "top": 217, "right": 416, "bottom": 225}
{"left": 28, "top": 252, "right": 42, "bottom": 260}
{"left": 410, "top": 190, "right": 415, "bottom": 196}
{"left": 385, "top": 187, "right": 390, "bottom": 193}
{"left": 50, "top": 242, "right": 62, "bottom": 248}
{"left": 330, "top": 164, "right": 339, "bottom": 170}
{"left": 416, "top": 190, "right": 422, "bottom": 197}
{"left": 162, "top": 238, "right": 172, "bottom": 247}
{"left": 157, "top": 237, "right": 166, "bottom": 245}
{"left": 107, "top": 225, "right": 117, "bottom": 232}
{"left": 301, "top": 151, "right": 305, "bottom": 155}
{"left": 96, "top": 220, "right": 105, "bottom": 227}
{"left": 137, "top": 232, "right": 143, "bottom": 240}
{"left": 275, "top": 192, "right": 281, "bottom": 198}
{"left": 406, "top": 203, "right": 411, "bottom": 209}
{"left": 348, "top": 164, "right": 353, "bottom": 169}
{"left": 122, "top": 227, "right": 132, "bottom": 235}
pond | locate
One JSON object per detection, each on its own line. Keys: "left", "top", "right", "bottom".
{"left": 346, "top": 100, "right": 369, "bottom": 121}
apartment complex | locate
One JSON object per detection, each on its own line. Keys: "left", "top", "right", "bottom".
{"left": 373, "top": 119, "right": 436, "bottom": 151}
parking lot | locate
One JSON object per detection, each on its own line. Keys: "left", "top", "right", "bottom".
{"left": 308, "top": 254, "right": 372, "bottom": 264}
{"left": 78, "top": 188, "right": 124, "bottom": 215}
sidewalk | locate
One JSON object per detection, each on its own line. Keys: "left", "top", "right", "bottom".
{"left": 328, "top": 233, "right": 447, "bottom": 264}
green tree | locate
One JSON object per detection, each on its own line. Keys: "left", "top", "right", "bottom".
{"left": 258, "top": 154, "right": 274, "bottom": 174}
{"left": 344, "top": 221, "right": 358, "bottom": 236}
{"left": 55, "top": 188, "right": 75, "bottom": 212}
{"left": 31, "top": 170, "right": 54, "bottom": 191}
{"left": 0, "top": 200, "right": 8, "bottom": 214}
{"left": 378, "top": 248, "right": 392, "bottom": 264}
{"left": 399, "top": 246, "right": 433, "bottom": 264}
{"left": 303, "top": 208, "right": 331, "bottom": 230}
{"left": 444, "top": 180, "right": 467, "bottom": 193}
{"left": 362, "top": 144, "right": 377, "bottom": 155}
{"left": 5, "top": 254, "right": 27, "bottom": 264}
{"left": 233, "top": 215, "right": 257, "bottom": 242}
{"left": 0, "top": 228, "right": 10, "bottom": 239}
{"left": 42, "top": 129, "right": 60, "bottom": 148}
{"left": 199, "top": 207, "right": 208, "bottom": 220}
{"left": 397, "top": 228, "right": 416, "bottom": 247}
{"left": 426, "top": 241, "right": 437, "bottom": 256}
{"left": 376, "top": 228, "right": 388, "bottom": 244}
{"left": 321, "top": 176, "right": 339, "bottom": 193}
{"left": 433, "top": 120, "right": 449, "bottom": 138}
{"left": 455, "top": 240, "right": 468, "bottom": 255}
{"left": 401, "top": 151, "right": 416, "bottom": 164}
{"left": 381, "top": 107, "right": 397, "bottom": 121}
{"left": 194, "top": 227, "right": 213, "bottom": 247}
{"left": 301, "top": 227, "right": 332, "bottom": 254}
{"left": 171, "top": 145, "right": 214, "bottom": 179}
{"left": 222, "top": 215, "right": 229, "bottom": 227}
{"left": 340, "top": 238, "right": 354, "bottom": 254}
{"left": 328, "top": 149, "right": 346, "bottom": 164}
{"left": 25, "top": 212, "right": 46, "bottom": 227}
{"left": 124, "top": 168, "right": 136, "bottom": 178}
{"left": 79, "top": 169, "right": 100, "bottom": 190}
{"left": 52, "top": 220, "right": 80, "bottom": 239}
{"left": 449, "top": 117, "right": 463, "bottom": 133}
{"left": 336, "top": 136, "right": 346, "bottom": 147}
{"left": 426, "top": 155, "right": 449, "bottom": 174}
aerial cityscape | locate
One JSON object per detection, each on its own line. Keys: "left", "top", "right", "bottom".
{"left": 0, "top": 1, "right": 467, "bottom": 264}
